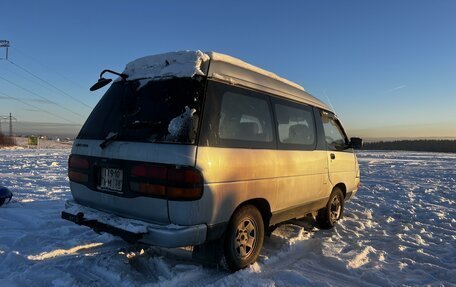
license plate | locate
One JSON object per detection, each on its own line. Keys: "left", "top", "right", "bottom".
{"left": 99, "top": 168, "right": 123, "bottom": 192}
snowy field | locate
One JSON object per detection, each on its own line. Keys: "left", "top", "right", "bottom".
{"left": 0, "top": 149, "right": 455, "bottom": 286}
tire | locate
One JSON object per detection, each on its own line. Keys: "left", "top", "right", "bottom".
{"left": 316, "top": 187, "right": 344, "bottom": 229}
{"left": 223, "top": 205, "right": 264, "bottom": 271}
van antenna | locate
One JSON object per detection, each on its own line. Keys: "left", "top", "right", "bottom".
{"left": 323, "top": 89, "right": 337, "bottom": 115}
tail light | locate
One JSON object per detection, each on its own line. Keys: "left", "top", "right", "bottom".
{"left": 130, "top": 164, "right": 203, "bottom": 200}
{"left": 68, "top": 155, "right": 90, "bottom": 184}
{"left": 131, "top": 165, "right": 167, "bottom": 179}
{"left": 167, "top": 167, "right": 203, "bottom": 200}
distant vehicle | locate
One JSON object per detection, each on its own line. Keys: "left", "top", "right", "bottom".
{"left": 62, "top": 51, "right": 362, "bottom": 271}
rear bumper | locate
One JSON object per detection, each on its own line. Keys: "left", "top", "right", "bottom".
{"left": 62, "top": 200, "right": 207, "bottom": 248}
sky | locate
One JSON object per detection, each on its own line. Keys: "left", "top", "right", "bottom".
{"left": 1, "top": 0, "right": 455, "bottom": 139}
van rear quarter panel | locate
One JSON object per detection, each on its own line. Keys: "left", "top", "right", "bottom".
{"left": 168, "top": 146, "right": 331, "bottom": 226}
{"left": 169, "top": 146, "right": 278, "bottom": 226}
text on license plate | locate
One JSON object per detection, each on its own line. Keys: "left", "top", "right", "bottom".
{"left": 100, "top": 168, "right": 123, "bottom": 192}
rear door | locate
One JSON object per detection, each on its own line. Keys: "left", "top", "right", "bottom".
{"left": 70, "top": 78, "right": 204, "bottom": 224}
{"left": 70, "top": 141, "right": 198, "bottom": 224}
{"left": 320, "top": 112, "right": 357, "bottom": 191}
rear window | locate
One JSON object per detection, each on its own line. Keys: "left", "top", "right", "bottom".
{"left": 77, "top": 78, "right": 205, "bottom": 144}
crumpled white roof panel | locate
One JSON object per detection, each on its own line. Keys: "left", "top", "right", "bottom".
{"left": 123, "top": 50, "right": 210, "bottom": 81}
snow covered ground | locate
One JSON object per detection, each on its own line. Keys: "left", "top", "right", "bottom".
{"left": 0, "top": 149, "right": 454, "bottom": 286}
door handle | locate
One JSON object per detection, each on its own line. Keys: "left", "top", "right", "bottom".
{"left": 330, "top": 153, "right": 336, "bottom": 160}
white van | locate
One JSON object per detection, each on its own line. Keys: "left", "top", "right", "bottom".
{"left": 62, "top": 51, "right": 362, "bottom": 271}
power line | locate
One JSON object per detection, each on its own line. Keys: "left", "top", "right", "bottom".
{"left": 0, "top": 63, "right": 57, "bottom": 104}
{"left": 7, "top": 60, "right": 93, "bottom": 109}
{"left": 0, "top": 94, "right": 54, "bottom": 104}
{"left": 0, "top": 75, "right": 86, "bottom": 119}
{"left": 2, "top": 61, "right": 76, "bottom": 102}
{"left": 0, "top": 91, "right": 79, "bottom": 124}
{"left": 13, "top": 47, "right": 88, "bottom": 91}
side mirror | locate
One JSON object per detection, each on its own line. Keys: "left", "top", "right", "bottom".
{"left": 349, "top": 137, "right": 363, "bottom": 149}
{"left": 89, "top": 69, "right": 128, "bottom": 91}
{"left": 90, "top": 78, "right": 112, "bottom": 91}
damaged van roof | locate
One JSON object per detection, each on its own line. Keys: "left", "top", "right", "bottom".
{"left": 123, "top": 50, "right": 210, "bottom": 81}
{"left": 122, "top": 50, "right": 330, "bottom": 111}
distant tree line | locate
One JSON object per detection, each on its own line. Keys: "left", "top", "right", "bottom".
{"left": 0, "top": 132, "right": 16, "bottom": 147}
{"left": 362, "top": 140, "right": 456, "bottom": 153}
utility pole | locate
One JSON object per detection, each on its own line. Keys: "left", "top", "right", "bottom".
{"left": 1, "top": 41, "right": 13, "bottom": 136}
{"left": 0, "top": 41, "right": 10, "bottom": 136}
{"left": 0, "top": 116, "right": 7, "bottom": 134}
{"left": 9, "top": 113, "right": 13, "bottom": 136}
{"left": 0, "top": 40, "right": 9, "bottom": 60}
{"left": 0, "top": 114, "right": 17, "bottom": 136}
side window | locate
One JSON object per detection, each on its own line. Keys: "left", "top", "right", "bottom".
{"left": 219, "top": 91, "right": 274, "bottom": 143}
{"left": 274, "top": 102, "right": 316, "bottom": 150}
{"left": 321, "top": 113, "right": 348, "bottom": 150}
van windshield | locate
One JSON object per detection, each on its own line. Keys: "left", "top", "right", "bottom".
{"left": 77, "top": 77, "right": 205, "bottom": 144}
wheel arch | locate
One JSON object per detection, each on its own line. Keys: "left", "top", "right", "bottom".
{"left": 333, "top": 183, "right": 347, "bottom": 199}
{"left": 235, "top": 198, "right": 272, "bottom": 229}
